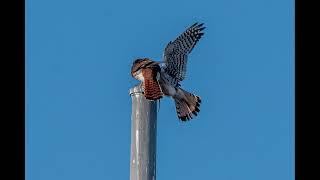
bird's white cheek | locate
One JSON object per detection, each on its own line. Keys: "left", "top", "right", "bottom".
{"left": 135, "top": 70, "right": 144, "bottom": 81}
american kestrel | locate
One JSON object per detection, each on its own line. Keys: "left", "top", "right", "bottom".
{"left": 131, "top": 22, "right": 205, "bottom": 121}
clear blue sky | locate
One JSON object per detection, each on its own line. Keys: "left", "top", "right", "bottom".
{"left": 26, "top": 0, "right": 294, "bottom": 179}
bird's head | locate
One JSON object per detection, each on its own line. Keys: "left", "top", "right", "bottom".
{"left": 131, "top": 58, "right": 144, "bottom": 78}
{"left": 131, "top": 58, "right": 153, "bottom": 78}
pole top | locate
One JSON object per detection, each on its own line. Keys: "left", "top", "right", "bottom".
{"left": 129, "top": 85, "right": 144, "bottom": 96}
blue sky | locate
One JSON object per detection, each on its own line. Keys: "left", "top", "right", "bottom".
{"left": 26, "top": 0, "right": 294, "bottom": 179}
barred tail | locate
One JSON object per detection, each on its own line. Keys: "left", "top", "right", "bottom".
{"left": 174, "top": 88, "right": 201, "bottom": 121}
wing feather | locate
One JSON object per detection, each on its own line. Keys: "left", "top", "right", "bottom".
{"left": 163, "top": 22, "right": 205, "bottom": 84}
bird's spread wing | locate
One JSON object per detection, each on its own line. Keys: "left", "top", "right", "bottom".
{"left": 162, "top": 22, "right": 205, "bottom": 84}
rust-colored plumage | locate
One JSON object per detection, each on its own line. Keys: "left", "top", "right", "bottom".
{"left": 131, "top": 58, "right": 163, "bottom": 101}
{"left": 142, "top": 68, "right": 163, "bottom": 100}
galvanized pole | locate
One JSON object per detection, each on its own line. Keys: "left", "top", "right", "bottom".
{"left": 129, "top": 85, "right": 157, "bottom": 180}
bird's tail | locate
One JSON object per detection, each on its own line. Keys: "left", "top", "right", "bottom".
{"left": 173, "top": 88, "right": 201, "bottom": 121}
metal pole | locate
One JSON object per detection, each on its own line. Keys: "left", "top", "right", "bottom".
{"left": 129, "top": 85, "right": 157, "bottom": 180}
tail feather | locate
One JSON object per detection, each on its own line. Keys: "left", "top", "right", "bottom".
{"left": 174, "top": 88, "right": 201, "bottom": 121}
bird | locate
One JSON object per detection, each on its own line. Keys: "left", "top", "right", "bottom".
{"left": 131, "top": 22, "right": 205, "bottom": 121}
